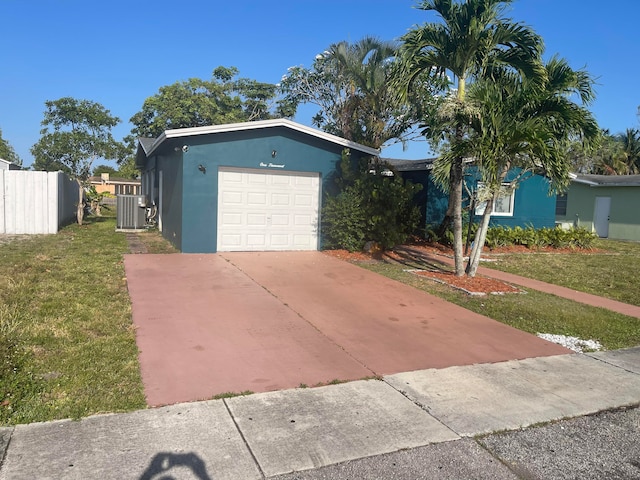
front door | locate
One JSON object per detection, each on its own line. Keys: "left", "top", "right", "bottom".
{"left": 593, "top": 196, "right": 611, "bottom": 238}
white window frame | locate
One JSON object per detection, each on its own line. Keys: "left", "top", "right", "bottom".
{"left": 474, "top": 182, "right": 515, "bottom": 217}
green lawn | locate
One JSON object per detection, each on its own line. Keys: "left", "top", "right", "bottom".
{"left": 480, "top": 239, "right": 640, "bottom": 306}
{"left": 0, "top": 217, "right": 146, "bottom": 425}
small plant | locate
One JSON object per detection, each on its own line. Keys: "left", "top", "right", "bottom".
{"left": 211, "top": 390, "right": 254, "bottom": 400}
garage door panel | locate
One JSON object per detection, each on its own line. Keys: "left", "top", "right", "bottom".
{"left": 220, "top": 234, "right": 242, "bottom": 247}
{"left": 271, "top": 214, "right": 291, "bottom": 226}
{"left": 247, "top": 192, "right": 267, "bottom": 205}
{"left": 218, "top": 167, "right": 319, "bottom": 251}
{"left": 247, "top": 234, "right": 267, "bottom": 247}
{"left": 271, "top": 193, "right": 291, "bottom": 206}
{"left": 222, "top": 191, "right": 243, "bottom": 205}
{"left": 221, "top": 213, "right": 243, "bottom": 226}
{"left": 271, "top": 175, "right": 292, "bottom": 186}
{"left": 247, "top": 213, "right": 267, "bottom": 226}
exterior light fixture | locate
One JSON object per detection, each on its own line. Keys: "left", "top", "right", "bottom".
{"left": 198, "top": 164, "right": 206, "bottom": 174}
{"left": 271, "top": 150, "right": 277, "bottom": 158}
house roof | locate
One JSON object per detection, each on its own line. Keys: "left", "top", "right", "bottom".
{"left": 137, "top": 119, "right": 380, "bottom": 160}
{"left": 572, "top": 174, "right": 640, "bottom": 187}
{"left": 0, "top": 158, "right": 20, "bottom": 170}
{"left": 385, "top": 158, "right": 435, "bottom": 171}
{"left": 89, "top": 176, "right": 140, "bottom": 185}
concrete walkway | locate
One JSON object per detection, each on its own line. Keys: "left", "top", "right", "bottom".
{"left": 1, "top": 348, "right": 639, "bottom": 479}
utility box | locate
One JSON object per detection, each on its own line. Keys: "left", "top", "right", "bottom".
{"left": 116, "top": 194, "right": 146, "bottom": 230}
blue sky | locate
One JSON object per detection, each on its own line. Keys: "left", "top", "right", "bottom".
{"left": 2, "top": 0, "right": 639, "bottom": 167}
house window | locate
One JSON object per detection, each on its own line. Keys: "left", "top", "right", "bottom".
{"left": 474, "top": 183, "right": 515, "bottom": 217}
{"left": 556, "top": 194, "right": 568, "bottom": 216}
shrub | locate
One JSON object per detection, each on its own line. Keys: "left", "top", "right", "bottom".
{"left": 321, "top": 187, "right": 367, "bottom": 252}
{"left": 321, "top": 157, "right": 422, "bottom": 251}
{"left": 483, "top": 225, "right": 597, "bottom": 250}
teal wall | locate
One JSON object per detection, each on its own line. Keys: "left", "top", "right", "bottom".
{"left": 556, "top": 183, "right": 640, "bottom": 241}
{"left": 145, "top": 127, "right": 369, "bottom": 253}
{"left": 156, "top": 152, "right": 184, "bottom": 251}
{"left": 474, "top": 170, "right": 556, "bottom": 229}
{"left": 402, "top": 168, "right": 556, "bottom": 230}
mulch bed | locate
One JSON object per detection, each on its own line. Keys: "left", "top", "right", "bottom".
{"left": 323, "top": 241, "right": 594, "bottom": 295}
{"left": 409, "top": 270, "right": 521, "bottom": 295}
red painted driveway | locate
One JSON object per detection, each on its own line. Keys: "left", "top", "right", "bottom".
{"left": 125, "top": 252, "right": 569, "bottom": 406}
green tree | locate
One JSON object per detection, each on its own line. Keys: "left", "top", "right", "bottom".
{"left": 0, "top": 129, "right": 22, "bottom": 166}
{"left": 31, "top": 97, "right": 124, "bottom": 225}
{"left": 617, "top": 128, "right": 640, "bottom": 174}
{"left": 280, "top": 37, "right": 442, "bottom": 149}
{"left": 397, "top": 0, "right": 545, "bottom": 275}
{"left": 129, "top": 66, "right": 281, "bottom": 140}
{"left": 567, "top": 129, "right": 636, "bottom": 175}
{"left": 116, "top": 157, "right": 140, "bottom": 179}
{"left": 93, "top": 164, "right": 118, "bottom": 176}
{"left": 448, "top": 57, "right": 598, "bottom": 276}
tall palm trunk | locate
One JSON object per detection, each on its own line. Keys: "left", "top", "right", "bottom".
{"left": 465, "top": 189, "right": 497, "bottom": 277}
{"left": 450, "top": 77, "right": 467, "bottom": 276}
{"left": 450, "top": 155, "right": 465, "bottom": 276}
{"left": 466, "top": 167, "right": 509, "bottom": 277}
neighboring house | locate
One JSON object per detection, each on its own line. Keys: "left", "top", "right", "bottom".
{"left": 389, "top": 158, "right": 557, "bottom": 231}
{"left": 0, "top": 158, "right": 21, "bottom": 170}
{"left": 556, "top": 174, "right": 640, "bottom": 241}
{"left": 135, "top": 119, "right": 378, "bottom": 253}
{"left": 89, "top": 172, "right": 141, "bottom": 195}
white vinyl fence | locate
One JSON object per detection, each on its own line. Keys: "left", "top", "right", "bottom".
{"left": 0, "top": 170, "right": 77, "bottom": 234}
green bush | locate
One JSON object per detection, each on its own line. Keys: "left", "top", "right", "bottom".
{"left": 321, "top": 187, "right": 367, "bottom": 252}
{"left": 484, "top": 225, "right": 597, "bottom": 250}
{"left": 322, "top": 157, "right": 422, "bottom": 251}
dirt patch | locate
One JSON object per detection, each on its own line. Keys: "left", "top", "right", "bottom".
{"left": 0, "top": 234, "right": 34, "bottom": 246}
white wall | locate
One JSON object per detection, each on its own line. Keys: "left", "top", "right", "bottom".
{"left": 0, "top": 171, "right": 77, "bottom": 234}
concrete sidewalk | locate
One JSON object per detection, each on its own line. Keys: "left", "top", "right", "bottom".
{"left": 2, "top": 348, "right": 639, "bottom": 479}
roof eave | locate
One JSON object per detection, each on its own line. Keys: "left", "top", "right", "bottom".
{"left": 142, "top": 119, "right": 380, "bottom": 159}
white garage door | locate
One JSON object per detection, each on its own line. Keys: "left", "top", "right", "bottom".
{"left": 217, "top": 167, "right": 320, "bottom": 251}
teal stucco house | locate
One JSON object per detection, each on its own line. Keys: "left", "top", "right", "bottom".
{"left": 390, "top": 159, "right": 557, "bottom": 231}
{"left": 135, "top": 119, "right": 378, "bottom": 253}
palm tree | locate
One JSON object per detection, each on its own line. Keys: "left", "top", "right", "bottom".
{"left": 397, "top": 0, "right": 545, "bottom": 275}
{"left": 330, "top": 36, "right": 399, "bottom": 148}
{"left": 617, "top": 128, "right": 640, "bottom": 174}
{"left": 460, "top": 57, "right": 599, "bottom": 276}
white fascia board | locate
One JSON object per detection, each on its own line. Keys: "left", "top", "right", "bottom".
{"left": 571, "top": 177, "right": 599, "bottom": 186}
{"left": 144, "top": 119, "right": 380, "bottom": 158}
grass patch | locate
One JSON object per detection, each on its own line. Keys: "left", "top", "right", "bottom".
{"left": 134, "top": 228, "right": 178, "bottom": 254}
{"left": 211, "top": 391, "right": 254, "bottom": 400}
{"left": 0, "top": 216, "right": 146, "bottom": 425}
{"left": 482, "top": 239, "right": 640, "bottom": 306}
{"left": 360, "top": 262, "right": 640, "bottom": 351}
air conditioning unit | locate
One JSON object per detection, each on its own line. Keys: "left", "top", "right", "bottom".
{"left": 116, "top": 194, "right": 147, "bottom": 230}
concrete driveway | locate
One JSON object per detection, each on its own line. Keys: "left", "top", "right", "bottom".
{"left": 124, "top": 251, "right": 568, "bottom": 406}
